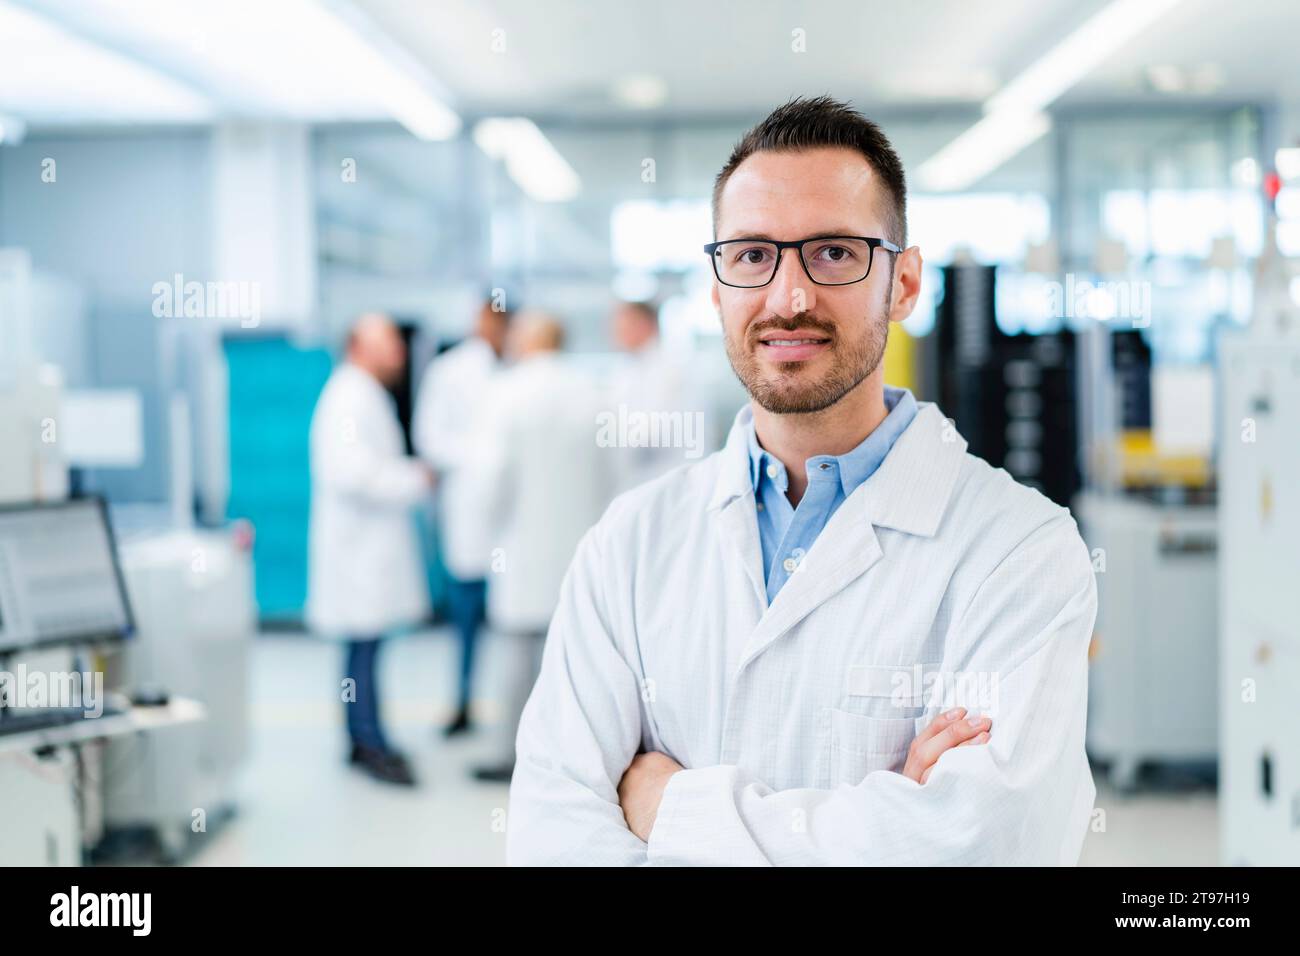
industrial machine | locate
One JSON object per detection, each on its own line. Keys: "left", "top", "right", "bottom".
{"left": 102, "top": 526, "right": 254, "bottom": 861}
{"left": 0, "top": 498, "right": 136, "bottom": 864}
{"left": 1065, "top": 265, "right": 1223, "bottom": 792}
{"left": 935, "top": 263, "right": 1081, "bottom": 508}
{"left": 1076, "top": 491, "right": 1218, "bottom": 789}
{"left": 1217, "top": 323, "right": 1300, "bottom": 863}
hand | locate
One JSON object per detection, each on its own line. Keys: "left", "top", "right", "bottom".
{"left": 617, "top": 751, "right": 683, "bottom": 841}
{"left": 901, "top": 708, "right": 992, "bottom": 785}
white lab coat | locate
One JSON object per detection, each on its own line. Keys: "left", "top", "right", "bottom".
{"left": 507, "top": 398, "right": 1098, "bottom": 866}
{"left": 412, "top": 337, "right": 499, "bottom": 581}
{"left": 606, "top": 345, "right": 705, "bottom": 494}
{"left": 306, "top": 363, "right": 429, "bottom": 637}
{"left": 475, "top": 353, "right": 614, "bottom": 633}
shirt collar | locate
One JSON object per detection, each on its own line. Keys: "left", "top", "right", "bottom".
{"left": 745, "top": 386, "right": 918, "bottom": 497}
{"left": 711, "top": 396, "right": 967, "bottom": 538}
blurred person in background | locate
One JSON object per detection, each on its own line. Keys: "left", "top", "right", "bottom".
{"left": 307, "top": 313, "right": 434, "bottom": 787}
{"left": 470, "top": 313, "right": 614, "bottom": 783}
{"left": 609, "top": 299, "right": 706, "bottom": 492}
{"left": 413, "top": 295, "right": 512, "bottom": 737}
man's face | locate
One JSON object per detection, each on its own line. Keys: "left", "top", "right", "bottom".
{"left": 612, "top": 305, "right": 656, "bottom": 352}
{"left": 350, "top": 315, "right": 407, "bottom": 386}
{"left": 477, "top": 307, "right": 510, "bottom": 356}
{"left": 372, "top": 323, "right": 407, "bottom": 386}
{"left": 713, "top": 146, "right": 896, "bottom": 415}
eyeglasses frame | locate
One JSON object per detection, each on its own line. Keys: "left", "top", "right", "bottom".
{"left": 702, "top": 235, "right": 903, "bottom": 288}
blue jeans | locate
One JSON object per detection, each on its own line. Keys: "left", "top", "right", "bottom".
{"left": 445, "top": 577, "right": 487, "bottom": 712}
{"left": 344, "top": 637, "right": 389, "bottom": 752}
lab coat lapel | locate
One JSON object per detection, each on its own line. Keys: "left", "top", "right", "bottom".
{"left": 708, "top": 407, "right": 767, "bottom": 610}
{"left": 738, "top": 500, "right": 884, "bottom": 669}
{"left": 735, "top": 402, "right": 968, "bottom": 671}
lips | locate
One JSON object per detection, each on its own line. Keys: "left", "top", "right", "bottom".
{"left": 757, "top": 330, "right": 832, "bottom": 362}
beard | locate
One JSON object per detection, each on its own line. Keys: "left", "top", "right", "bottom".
{"left": 723, "top": 298, "right": 890, "bottom": 415}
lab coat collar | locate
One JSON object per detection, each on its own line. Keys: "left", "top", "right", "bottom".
{"left": 709, "top": 398, "right": 967, "bottom": 539}
{"left": 709, "top": 396, "right": 968, "bottom": 671}
{"left": 856, "top": 400, "right": 968, "bottom": 537}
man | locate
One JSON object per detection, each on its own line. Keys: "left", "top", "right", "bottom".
{"left": 307, "top": 313, "right": 433, "bottom": 786}
{"left": 607, "top": 300, "right": 701, "bottom": 493}
{"left": 507, "top": 97, "right": 1097, "bottom": 865}
{"left": 413, "top": 296, "right": 511, "bottom": 736}
{"left": 469, "top": 313, "right": 614, "bottom": 783}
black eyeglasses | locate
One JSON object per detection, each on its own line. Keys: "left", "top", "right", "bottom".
{"left": 703, "top": 236, "right": 902, "bottom": 288}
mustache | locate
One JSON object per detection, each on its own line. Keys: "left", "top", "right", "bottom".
{"left": 747, "top": 315, "right": 838, "bottom": 342}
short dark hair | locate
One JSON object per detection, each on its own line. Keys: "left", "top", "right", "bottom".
{"left": 711, "top": 95, "right": 907, "bottom": 247}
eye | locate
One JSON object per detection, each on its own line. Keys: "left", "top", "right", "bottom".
{"left": 811, "top": 243, "right": 856, "bottom": 262}
{"left": 730, "top": 244, "right": 773, "bottom": 265}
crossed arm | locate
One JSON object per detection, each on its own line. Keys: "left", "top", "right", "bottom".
{"left": 506, "top": 514, "right": 1097, "bottom": 866}
{"left": 617, "top": 707, "right": 992, "bottom": 841}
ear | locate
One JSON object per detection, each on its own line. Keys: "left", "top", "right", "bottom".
{"left": 710, "top": 277, "right": 722, "bottom": 318}
{"left": 887, "top": 245, "right": 923, "bottom": 324}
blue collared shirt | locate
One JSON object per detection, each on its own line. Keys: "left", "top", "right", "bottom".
{"left": 747, "top": 385, "right": 918, "bottom": 604}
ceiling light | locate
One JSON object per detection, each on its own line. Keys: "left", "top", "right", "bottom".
{"left": 0, "top": 0, "right": 211, "bottom": 123}
{"left": 4, "top": 0, "right": 458, "bottom": 136}
{"left": 985, "top": 0, "right": 1186, "bottom": 116}
{"left": 474, "top": 118, "right": 580, "bottom": 202}
{"left": 1145, "top": 64, "right": 1186, "bottom": 94}
{"left": 919, "top": 0, "right": 1186, "bottom": 191}
{"left": 613, "top": 74, "right": 667, "bottom": 110}
{"left": 917, "top": 111, "right": 1051, "bottom": 192}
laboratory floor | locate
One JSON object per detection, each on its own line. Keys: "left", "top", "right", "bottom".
{"left": 190, "top": 632, "right": 1219, "bottom": 867}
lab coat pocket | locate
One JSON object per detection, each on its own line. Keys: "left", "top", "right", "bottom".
{"left": 841, "top": 662, "right": 939, "bottom": 719}
{"left": 828, "top": 708, "right": 916, "bottom": 786}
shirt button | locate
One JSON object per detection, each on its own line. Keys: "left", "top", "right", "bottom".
{"left": 755, "top": 502, "right": 764, "bottom": 512}
{"left": 765, "top": 464, "right": 779, "bottom": 479}
{"left": 782, "top": 557, "right": 798, "bottom": 572}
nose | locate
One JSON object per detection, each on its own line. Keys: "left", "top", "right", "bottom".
{"left": 763, "top": 247, "right": 817, "bottom": 319}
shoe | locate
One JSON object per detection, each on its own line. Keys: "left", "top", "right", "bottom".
{"left": 349, "top": 744, "right": 417, "bottom": 786}
{"left": 442, "top": 706, "right": 473, "bottom": 737}
{"left": 472, "top": 762, "right": 514, "bottom": 784}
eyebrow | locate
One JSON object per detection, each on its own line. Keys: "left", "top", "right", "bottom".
{"left": 717, "top": 230, "right": 867, "bottom": 243}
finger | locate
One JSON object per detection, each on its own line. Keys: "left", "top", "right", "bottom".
{"left": 912, "top": 707, "right": 967, "bottom": 747}
{"left": 957, "top": 730, "right": 991, "bottom": 747}
{"left": 916, "top": 715, "right": 990, "bottom": 768}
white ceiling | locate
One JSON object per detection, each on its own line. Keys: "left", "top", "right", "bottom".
{"left": 357, "top": 0, "right": 1099, "bottom": 117}
{"left": 2, "top": 0, "right": 1297, "bottom": 134}
{"left": 356, "top": 0, "right": 1300, "bottom": 118}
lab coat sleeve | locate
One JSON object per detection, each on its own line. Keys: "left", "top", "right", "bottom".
{"left": 411, "top": 368, "right": 443, "bottom": 465}
{"left": 315, "top": 397, "right": 428, "bottom": 507}
{"left": 412, "top": 362, "right": 469, "bottom": 470}
{"left": 471, "top": 388, "right": 515, "bottom": 541}
{"left": 506, "top": 523, "right": 651, "bottom": 866}
{"left": 645, "top": 512, "right": 1098, "bottom": 866}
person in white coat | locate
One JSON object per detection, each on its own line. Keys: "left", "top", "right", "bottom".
{"left": 606, "top": 300, "right": 704, "bottom": 493}
{"left": 469, "top": 314, "right": 614, "bottom": 782}
{"left": 412, "top": 297, "right": 511, "bottom": 736}
{"left": 307, "top": 313, "right": 433, "bottom": 786}
{"left": 507, "top": 96, "right": 1098, "bottom": 865}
